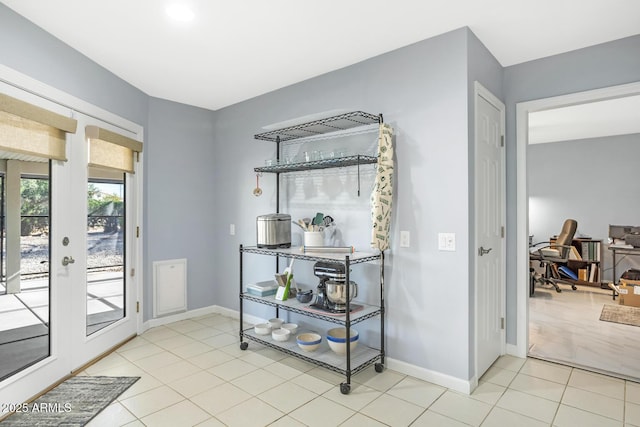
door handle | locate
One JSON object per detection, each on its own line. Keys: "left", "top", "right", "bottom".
{"left": 62, "top": 256, "right": 75, "bottom": 266}
{"left": 478, "top": 246, "right": 493, "bottom": 256}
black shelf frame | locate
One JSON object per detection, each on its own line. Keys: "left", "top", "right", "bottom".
{"left": 240, "top": 293, "right": 382, "bottom": 325}
{"left": 240, "top": 246, "right": 381, "bottom": 265}
{"left": 239, "top": 244, "right": 386, "bottom": 394}
{"left": 241, "top": 110, "right": 387, "bottom": 394}
{"left": 254, "top": 154, "right": 377, "bottom": 174}
{"left": 241, "top": 329, "right": 381, "bottom": 377}
{"left": 254, "top": 111, "right": 382, "bottom": 142}
{"left": 255, "top": 111, "right": 383, "bottom": 198}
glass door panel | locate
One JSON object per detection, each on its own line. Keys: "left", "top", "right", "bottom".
{"left": 86, "top": 177, "right": 125, "bottom": 335}
{"left": 0, "top": 164, "right": 51, "bottom": 381}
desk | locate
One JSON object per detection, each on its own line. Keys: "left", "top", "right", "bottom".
{"left": 608, "top": 245, "right": 640, "bottom": 299}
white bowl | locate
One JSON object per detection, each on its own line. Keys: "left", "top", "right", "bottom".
{"left": 268, "top": 318, "right": 284, "bottom": 329}
{"left": 254, "top": 323, "right": 272, "bottom": 335}
{"left": 281, "top": 323, "right": 298, "bottom": 335}
{"left": 326, "top": 328, "right": 359, "bottom": 355}
{"left": 272, "top": 328, "right": 290, "bottom": 342}
{"left": 296, "top": 333, "right": 321, "bottom": 352}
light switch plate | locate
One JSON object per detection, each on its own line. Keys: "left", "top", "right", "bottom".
{"left": 438, "top": 233, "right": 456, "bottom": 251}
{"left": 230, "top": 224, "right": 236, "bottom": 236}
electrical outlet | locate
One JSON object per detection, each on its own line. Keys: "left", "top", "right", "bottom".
{"left": 438, "top": 233, "right": 456, "bottom": 251}
{"left": 230, "top": 224, "right": 235, "bottom": 236}
{"left": 400, "top": 231, "right": 410, "bottom": 247}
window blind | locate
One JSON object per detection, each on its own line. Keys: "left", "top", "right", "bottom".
{"left": 86, "top": 125, "right": 143, "bottom": 174}
{"left": 0, "top": 92, "right": 77, "bottom": 161}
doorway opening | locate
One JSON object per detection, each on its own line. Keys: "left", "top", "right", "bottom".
{"left": 516, "top": 81, "right": 640, "bottom": 380}
{"left": 0, "top": 72, "right": 143, "bottom": 408}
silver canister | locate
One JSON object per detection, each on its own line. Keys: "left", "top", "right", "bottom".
{"left": 256, "top": 213, "right": 291, "bottom": 248}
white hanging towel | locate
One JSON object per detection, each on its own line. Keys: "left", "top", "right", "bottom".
{"left": 370, "top": 123, "right": 394, "bottom": 251}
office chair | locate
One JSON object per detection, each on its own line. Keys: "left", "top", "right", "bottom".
{"left": 529, "top": 219, "right": 578, "bottom": 295}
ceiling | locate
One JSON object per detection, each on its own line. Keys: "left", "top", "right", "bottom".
{"left": 529, "top": 95, "right": 640, "bottom": 144}
{"left": 2, "top": 0, "right": 640, "bottom": 111}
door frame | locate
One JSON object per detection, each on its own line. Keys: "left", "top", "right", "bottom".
{"left": 0, "top": 64, "right": 144, "bottom": 405}
{"left": 514, "top": 80, "right": 640, "bottom": 357}
{"left": 473, "top": 81, "right": 506, "bottom": 384}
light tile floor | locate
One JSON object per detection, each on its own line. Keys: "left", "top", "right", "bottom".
{"left": 82, "top": 313, "right": 640, "bottom": 427}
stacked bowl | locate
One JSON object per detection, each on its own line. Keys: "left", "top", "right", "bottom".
{"left": 326, "top": 328, "right": 359, "bottom": 355}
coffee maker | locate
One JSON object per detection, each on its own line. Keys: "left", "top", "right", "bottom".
{"left": 312, "top": 261, "right": 357, "bottom": 313}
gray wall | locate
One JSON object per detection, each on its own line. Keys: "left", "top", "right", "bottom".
{"left": 0, "top": 4, "right": 147, "bottom": 126}
{"left": 503, "top": 34, "right": 640, "bottom": 344}
{"left": 0, "top": 4, "right": 498, "bottom": 382}
{"left": 528, "top": 133, "right": 640, "bottom": 281}
{"left": 145, "top": 98, "right": 217, "bottom": 319}
{"left": 0, "top": 4, "right": 222, "bottom": 320}
{"left": 212, "top": 27, "right": 496, "bottom": 381}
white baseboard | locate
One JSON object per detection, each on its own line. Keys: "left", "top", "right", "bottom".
{"left": 143, "top": 306, "right": 217, "bottom": 331}
{"left": 214, "top": 305, "right": 264, "bottom": 325}
{"left": 386, "top": 357, "right": 474, "bottom": 394}
{"left": 506, "top": 343, "right": 526, "bottom": 358}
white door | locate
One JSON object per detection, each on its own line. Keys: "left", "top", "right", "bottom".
{"left": 0, "top": 81, "right": 142, "bottom": 408}
{"left": 68, "top": 113, "right": 141, "bottom": 370}
{"left": 0, "top": 83, "right": 73, "bottom": 408}
{"left": 474, "top": 83, "right": 506, "bottom": 379}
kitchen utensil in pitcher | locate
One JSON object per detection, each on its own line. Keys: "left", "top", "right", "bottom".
{"left": 312, "top": 212, "right": 324, "bottom": 226}
{"left": 253, "top": 174, "right": 262, "bottom": 196}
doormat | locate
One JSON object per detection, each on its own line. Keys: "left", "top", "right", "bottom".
{"left": 1, "top": 376, "right": 139, "bottom": 426}
{"left": 600, "top": 304, "right": 640, "bottom": 327}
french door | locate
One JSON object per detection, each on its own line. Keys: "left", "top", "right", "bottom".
{"left": 66, "top": 113, "right": 140, "bottom": 370}
{"left": 0, "top": 79, "right": 142, "bottom": 409}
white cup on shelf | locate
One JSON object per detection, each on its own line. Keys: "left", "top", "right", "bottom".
{"left": 304, "top": 231, "right": 324, "bottom": 247}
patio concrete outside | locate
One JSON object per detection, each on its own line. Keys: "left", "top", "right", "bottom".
{"left": 0, "top": 231, "right": 125, "bottom": 379}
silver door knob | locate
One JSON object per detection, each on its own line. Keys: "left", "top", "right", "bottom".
{"left": 478, "top": 246, "right": 493, "bottom": 256}
{"left": 62, "top": 256, "right": 75, "bottom": 266}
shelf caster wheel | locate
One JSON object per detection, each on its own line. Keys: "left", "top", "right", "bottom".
{"left": 375, "top": 363, "right": 384, "bottom": 373}
{"left": 340, "top": 383, "right": 351, "bottom": 394}
{"left": 572, "top": 285, "right": 577, "bottom": 290}
{"left": 240, "top": 342, "right": 248, "bottom": 350}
